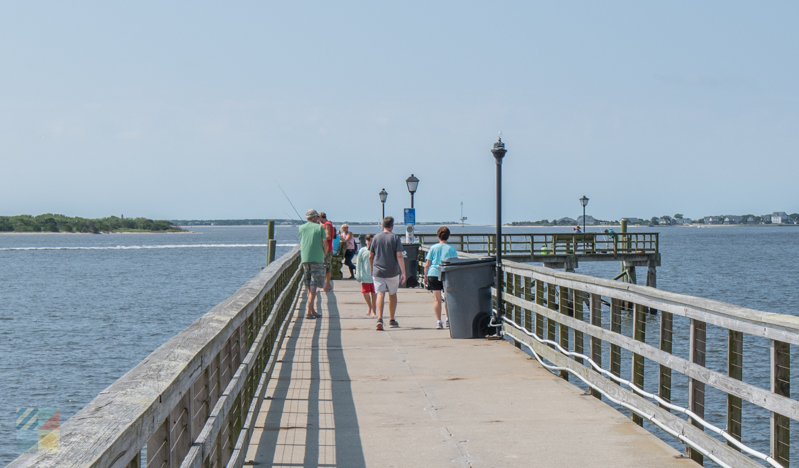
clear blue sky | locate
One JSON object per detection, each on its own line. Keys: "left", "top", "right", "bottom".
{"left": 2, "top": 2, "right": 797, "bottom": 224}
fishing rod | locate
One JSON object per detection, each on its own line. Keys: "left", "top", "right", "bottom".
{"left": 276, "top": 181, "right": 304, "bottom": 222}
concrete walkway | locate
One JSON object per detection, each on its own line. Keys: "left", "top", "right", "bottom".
{"left": 246, "top": 279, "right": 693, "bottom": 468}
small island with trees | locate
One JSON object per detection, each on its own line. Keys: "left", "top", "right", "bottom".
{"left": 0, "top": 214, "right": 186, "bottom": 234}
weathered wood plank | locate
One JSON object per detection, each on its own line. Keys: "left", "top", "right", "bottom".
{"left": 503, "top": 325, "right": 763, "bottom": 468}
{"left": 558, "top": 284, "right": 569, "bottom": 380}
{"left": 659, "top": 311, "right": 673, "bottom": 409}
{"left": 631, "top": 303, "right": 646, "bottom": 426}
{"left": 589, "top": 293, "right": 602, "bottom": 400}
{"left": 610, "top": 298, "right": 621, "bottom": 381}
{"left": 501, "top": 293, "right": 799, "bottom": 422}
{"left": 771, "top": 340, "right": 790, "bottom": 467}
{"left": 8, "top": 247, "right": 302, "bottom": 468}
{"left": 727, "top": 330, "right": 742, "bottom": 450}
{"left": 688, "top": 319, "right": 706, "bottom": 464}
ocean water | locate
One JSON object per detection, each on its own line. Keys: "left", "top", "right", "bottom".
{"left": 1, "top": 224, "right": 797, "bottom": 465}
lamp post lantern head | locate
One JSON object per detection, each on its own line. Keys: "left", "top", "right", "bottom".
{"left": 379, "top": 188, "right": 388, "bottom": 203}
{"left": 405, "top": 174, "right": 419, "bottom": 195}
{"left": 491, "top": 134, "right": 506, "bottom": 163}
{"left": 580, "top": 195, "right": 589, "bottom": 208}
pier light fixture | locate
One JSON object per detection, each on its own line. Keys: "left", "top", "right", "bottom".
{"left": 379, "top": 188, "right": 388, "bottom": 220}
{"left": 491, "top": 135, "right": 507, "bottom": 326}
{"left": 579, "top": 195, "right": 589, "bottom": 233}
{"left": 405, "top": 174, "right": 419, "bottom": 209}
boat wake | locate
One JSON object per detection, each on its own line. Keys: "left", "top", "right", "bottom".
{"left": 0, "top": 243, "right": 298, "bottom": 251}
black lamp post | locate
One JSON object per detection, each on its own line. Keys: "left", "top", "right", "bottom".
{"left": 379, "top": 188, "right": 388, "bottom": 220}
{"left": 579, "top": 195, "right": 589, "bottom": 233}
{"left": 491, "top": 136, "right": 507, "bottom": 324}
{"left": 405, "top": 174, "right": 419, "bottom": 209}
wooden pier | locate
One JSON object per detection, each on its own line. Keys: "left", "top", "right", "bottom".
{"left": 9, "top": 243, "right": 799, "bottom": 468}
{"left": 243, "top": 280, "right": 690, "bottom": 467}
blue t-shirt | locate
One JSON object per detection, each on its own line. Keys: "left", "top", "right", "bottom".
{"left": 425, "top": 243, "right": 458, "bottom": 278}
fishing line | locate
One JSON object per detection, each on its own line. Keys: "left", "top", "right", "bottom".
{"left": 276, "top": 181, "right": 304, "bottom": 222}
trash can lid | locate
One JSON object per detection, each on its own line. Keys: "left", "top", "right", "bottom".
{"left": 440, "top": 257, "right": 496, "bottom": 272}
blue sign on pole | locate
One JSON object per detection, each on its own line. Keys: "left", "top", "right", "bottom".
{"left": 404, "top": 208, "right": 416, "bottom": 226}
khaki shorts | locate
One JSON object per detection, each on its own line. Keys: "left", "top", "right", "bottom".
{"left": 373, "top": 275, "right": 400, "bottom": 295}
{"left": 302, "top": 263, "right": 325, "bottom": 289}
{"left": 324, "top": 251, "right": 333, "bottom": 272}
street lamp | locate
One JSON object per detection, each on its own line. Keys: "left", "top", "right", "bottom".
{"left": 379, "top": 188, "right": 388, "bottom": 220}
{"left": 491, "top": 136, "right": 507, "bottom": 326}
{"left": 579, "top": 195, "right": 589, "bottom": 233}
{"left": 405, "top": 174, "right": 419, "bottom": 209}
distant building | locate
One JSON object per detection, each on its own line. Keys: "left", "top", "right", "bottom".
{"left": 674, "top": 217, "right": 693, "bottom": 225}
{"left": 772, "top": 212, "right": 790, "bottom": 224}
{"left": 724, "top": 216, "right": 744, "bottom": 225}
{"left": 704, "top": 216, "right": 721, "bottom": 224}
{"left": 658, "top": 217, "right": 672, "bottom": 225}
{"left": 746, "top": 216, "right": 756, "bottom": 224}
{"left": 622, "top": 217, "right": 643, "bottom": 225}
{"left": 577, "top": 215, "right": 597, "bottom": 225}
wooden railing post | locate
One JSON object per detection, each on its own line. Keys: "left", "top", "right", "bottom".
{"left": 547, "top": 282, "right": 557, "bottom": 345}
{"left": 689, "top": 319, "right": 707, "bottom": 465}
{"left": 589, "top": 293, "right": 602, "bottom": 400}
{"left": 535, "top": 279, "right": 545, "bottom": 339}
{"left": 659, "top": 311, "right": 673, "bottom": 409}
{"left": 266, "top": 220, "right": 276, "bottom": 265}
{"left": 524, "top": 277, "right": 533, "bottom": 332}
{"left": 631, "top": 303, "right": 646, "bottom": 426}
{"left": 727, "top": 330, "right": 742, "bottom": 449}
{"left": 771, "top": 340, "right": 790, "bottom": 467}
{"left": 558, "top": 285, "right": 570, "bottom": 380}
{"left": 514, "top": 273, "right": 523, "bottom": 328}
{"left": 573, "top": 289, "right": 584, "bottom": 366}
{"left": 508, "top": 272, "right": 521, "bottom": 349}
{"left": 610, "top": 298, "right": 621, "bottom": 380}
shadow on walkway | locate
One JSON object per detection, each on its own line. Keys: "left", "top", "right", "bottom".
{"left": 253, "top": 290, "right": 366, "bottom": 468}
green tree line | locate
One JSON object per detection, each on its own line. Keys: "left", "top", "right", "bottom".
{"left": 0, "top": 214, "right": 184, "bottom": 233}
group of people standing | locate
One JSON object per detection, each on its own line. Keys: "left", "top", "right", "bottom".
{"left": 298, "top": 209, "right": 457, "bottom": 330}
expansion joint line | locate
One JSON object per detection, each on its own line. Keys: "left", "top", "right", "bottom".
{"left": 501, "top": 317, "right": 784, "bottom": 468}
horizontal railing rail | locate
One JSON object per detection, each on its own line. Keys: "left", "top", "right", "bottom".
{"left": 9, "top": 246, "right": 303, "bottom": 468}
{"left": 414, "top": 232, "right": 658, "bottom": 258}
{"left": 498, "top": 259, "right": 798, "bottom": 467}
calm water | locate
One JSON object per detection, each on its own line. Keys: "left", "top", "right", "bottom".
{"left": 1, "top": 225, "right": 797, "bottom": 465}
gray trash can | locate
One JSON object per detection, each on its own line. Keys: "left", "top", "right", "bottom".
{"left": 400, "top": 243, "right": 421, "bottom": 288}
{"left": 440, "top": 257, "right": 497, "bottom": 338}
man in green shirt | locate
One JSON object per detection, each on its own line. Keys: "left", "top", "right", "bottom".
{"left": 299, "top": 209, "right": 328, "bottom": 319}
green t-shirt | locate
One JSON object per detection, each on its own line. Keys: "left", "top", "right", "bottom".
{"left": 298, "top": 221, "right": 326, "bottom": 263}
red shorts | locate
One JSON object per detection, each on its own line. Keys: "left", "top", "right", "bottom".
{"left": 361, "top": 282, "right": 375, "bottom": 293}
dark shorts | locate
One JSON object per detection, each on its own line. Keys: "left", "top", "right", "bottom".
{"left": 427, "top": 276, "right": 443, "bottom": 291}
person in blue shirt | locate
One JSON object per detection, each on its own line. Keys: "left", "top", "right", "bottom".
{"left": 424, "top": 226, "right": 458, "bottom": 329}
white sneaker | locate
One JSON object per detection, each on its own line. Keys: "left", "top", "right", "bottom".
{"left": 436, "top": 321, "right": 443, "bottom": 330}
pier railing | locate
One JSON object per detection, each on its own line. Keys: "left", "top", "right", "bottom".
{"left": 9, "top": 246, "right": 303, "bottom": 468}
{"left": 498, "top": 259, "right": 798, "bottom": 468}
{"left": 415, "top": 232, "right": 658, "bottom": 261}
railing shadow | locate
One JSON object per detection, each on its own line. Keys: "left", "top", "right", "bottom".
{"left": 253, "top": 291, "right": 366, "bottom": 468}
{"left": 323, "top": 293, "right": 367, "bottom": 468}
